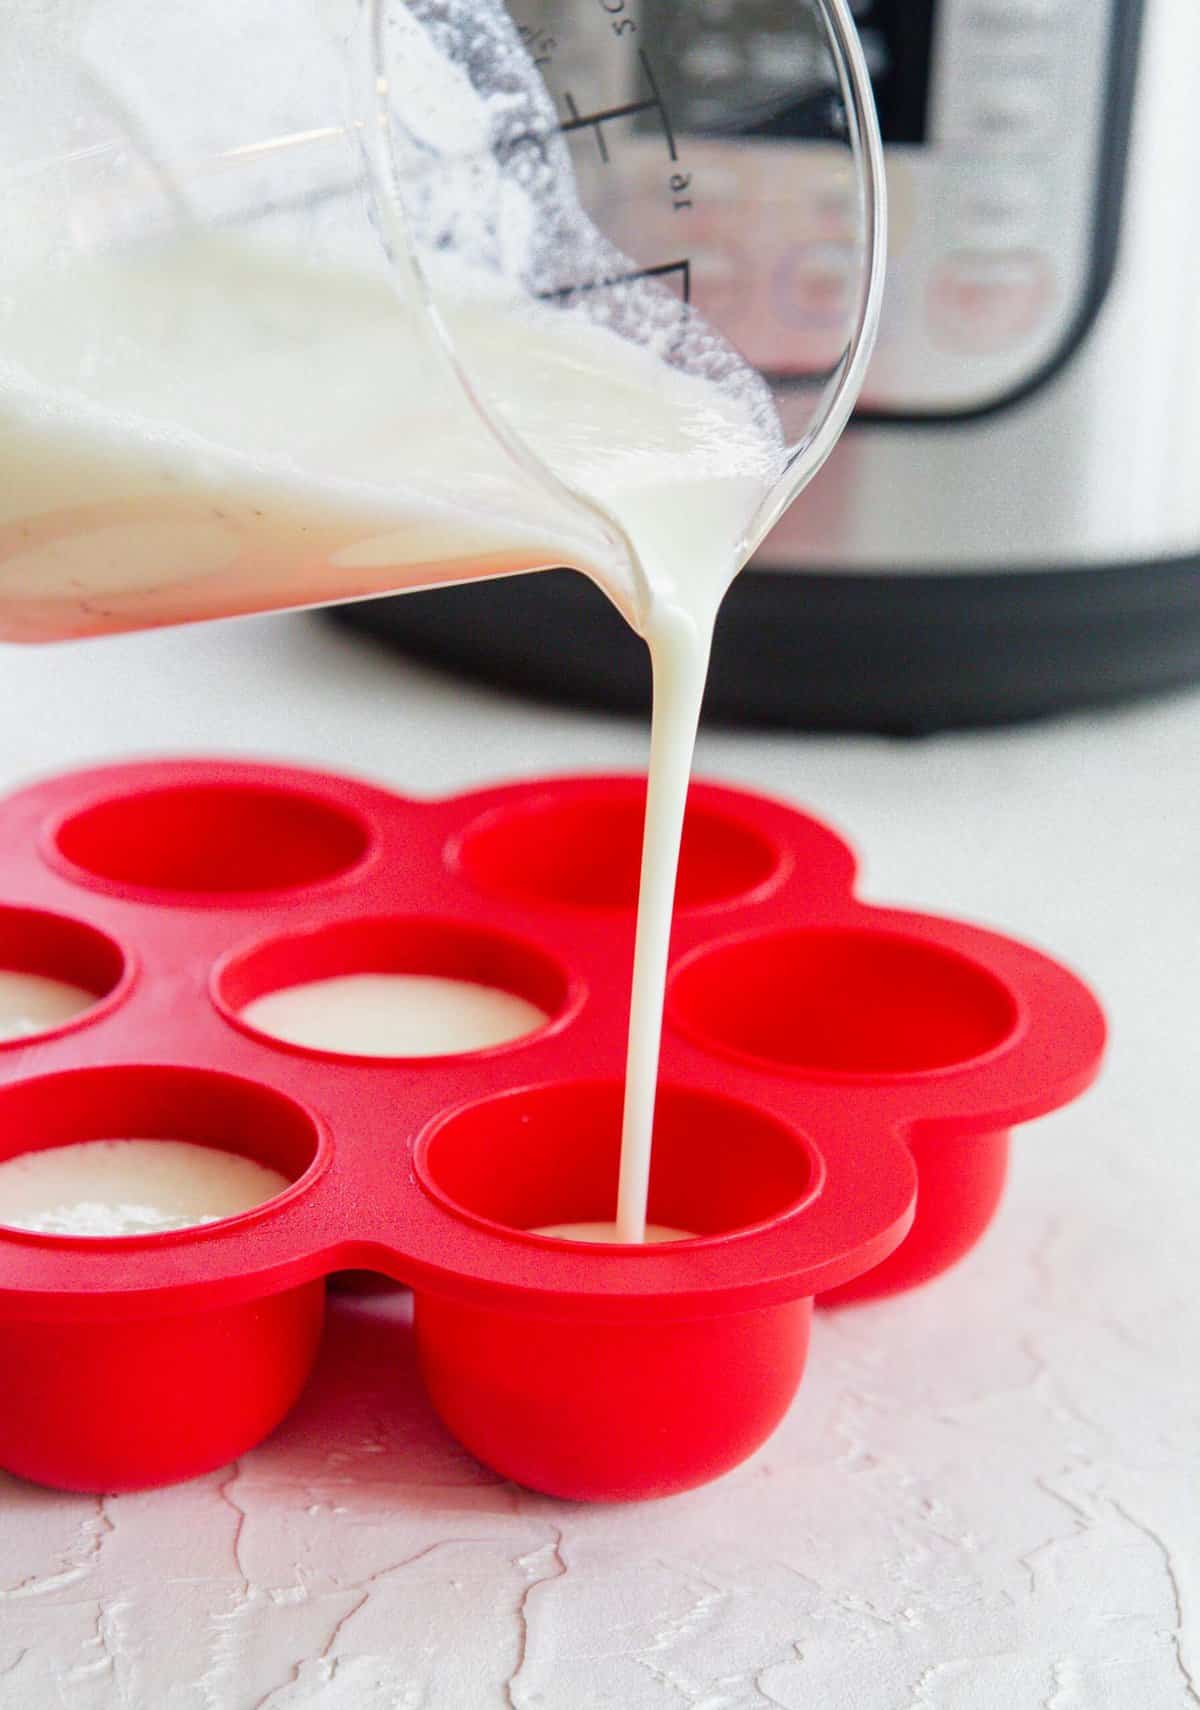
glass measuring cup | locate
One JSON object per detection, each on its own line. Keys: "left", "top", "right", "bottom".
{"left": 0, "top": 0, "right": 885, "bottom": 643}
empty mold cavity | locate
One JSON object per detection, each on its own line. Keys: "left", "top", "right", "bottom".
{"left": 216, "top": 918, "right": 569, "bottom": 1059}
{"left": 52, "top": 782, "right": 370, "bottom": 897}
{"left": 419, "top": 1080, "right": 813, "bottom": 1241}
{"left": 454, "top": 788, "right": 781, "bottom": 911}
{"left": 0, "top": 1065, "right": 321, "bottom": 1238}
{"left": 670, "top": 928, "right": 1019, "bottom": 1076}
{"left": 0, "top": 906, "right": 126, "bottom": 1044}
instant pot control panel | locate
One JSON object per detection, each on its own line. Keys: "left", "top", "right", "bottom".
{"left": 653, "top": 0, "right": 1142, "bottom": 418}
{"left": 525, "top": 0, "right": 1144, "bottom": 422}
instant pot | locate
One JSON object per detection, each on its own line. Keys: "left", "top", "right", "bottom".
{"left": 335, "top": 0, "right": 1200, "bottom": 731}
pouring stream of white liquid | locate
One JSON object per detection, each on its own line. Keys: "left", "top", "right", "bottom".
{"left": 615, "top": 611, "right": 712, "bottom": 1241}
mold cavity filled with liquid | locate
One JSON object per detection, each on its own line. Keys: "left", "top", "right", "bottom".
{"left": 221, "top": 919, "right": 565, "bottom": 1060}
{"left": 422, "top": 1082, "right": 812, "bottom": 1253}
{"left": 0, "top": 910, "right": 126, "bottom": 1044}
{"left": 531, "top": 1221, "right": 692, "bottom": 1244}
{"left": 241, "top": 973, "right": 548, "bottom": 1058}
{"left": 0, "top": 1139, "right": 289, "bottom": 1237}
{"left": 0, "top": 971, "right": 97, "bottom": 1043}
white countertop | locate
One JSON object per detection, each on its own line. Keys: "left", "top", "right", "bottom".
{"left": 0, "top": 611, "right": 1196, "bottom": 1709}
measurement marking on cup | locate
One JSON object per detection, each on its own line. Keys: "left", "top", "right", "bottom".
{"left": 638, "top": 52, "right": 678, "bottom": 162}
{"left": 538, "top": 258, "right": 692, "bottom": 306}
{"left": 559, "top": 50, "right": 678, "bottom": 164}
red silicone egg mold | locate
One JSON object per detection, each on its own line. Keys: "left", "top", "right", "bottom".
{"left": 0, "top": 759, "right": 1105, "bottom": 1501}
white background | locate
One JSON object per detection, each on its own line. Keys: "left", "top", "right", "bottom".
{"left": 0, "top": 610, "right": 1196, "bottom": 1708}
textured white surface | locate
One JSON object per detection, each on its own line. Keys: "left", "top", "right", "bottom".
{"left": 0, "top": 611, "right": 1196, "bottom": 1708}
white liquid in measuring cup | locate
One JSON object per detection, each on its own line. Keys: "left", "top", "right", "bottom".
{"left": 0, "top": 1140, "right": 290, "bottom": 1237}
{"left": 0, "top": 243, "right": 777, "bottom": 644}
{"left": 0, "top": 0, "right": 790, "bottom": 1245}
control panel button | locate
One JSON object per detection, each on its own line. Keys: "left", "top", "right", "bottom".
{"left": 955, "top": 168, "right": 1048, "bottom": 248}
{"left": 928, "top": 250, "right": 1054, "bottom": 354}
{"left": 967, "top": 69, "right": 1059, "bottom": 144}
{"left": 773, "top": 240, "right": 857, "bottom": 331}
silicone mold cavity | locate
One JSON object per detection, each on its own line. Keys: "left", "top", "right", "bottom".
{"left": 51, "top": 779, "right": 372, "bottom": 899}
{"left": 669, "top": 928, "right": 1021, "bottom": 1077}
{"left": 453, "top": 778, "right": 785, "bottom": 910}
{"left": 413, "top": 1080, "right": 819, "bottom": 1497}
{"left": 0, "top": 1063, "right": 323, "bottom": 1214}
{"left": 0, "top": 759, "right": 1105, "bottom": 1498}
{"left": 0, "top": 904, "right": 128, "bottom": 1045}
{"left": 417, "top": 1079, "right": 816, "bottom": 1240}
{"left": 0, "top": 1062, "right": 326, "bottom": 1489}
{"left": 215, "top": 915, "right": 573, "bottom": 1062}
{"left": 0, "top": 1285, "right": 325, "bottom": 1493}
